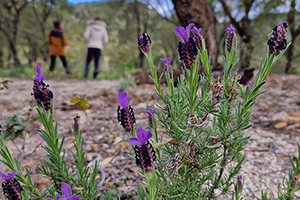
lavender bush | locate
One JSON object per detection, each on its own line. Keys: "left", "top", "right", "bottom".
{"left": 116, "top": 22, "right": 300, "bottom": 199}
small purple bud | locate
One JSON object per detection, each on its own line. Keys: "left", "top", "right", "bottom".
{"left": 226, "top": 24, "right": 237, "bottom": 52}
{"left": 160, "top": 57, "right": 173, "bottom": 77}
{"left": 237, "top": 175, "right": 242, "bottom": 191}
{"left": 247, "top": 81, "right": 253, "bottom": 90}
{"left": 138, "top": 33, "right": 151, "bottom": 54}
{"left": 0, "top": 171, "right": 23, "bottom": 200}
{"left": 145, "top": 108, "right": 156, "bottom": 128}
{"left": 267, "top": 22, "right": 288, "bottom": 56}
{"left": 73, "top": 117, "right": 79, "bottom": 133}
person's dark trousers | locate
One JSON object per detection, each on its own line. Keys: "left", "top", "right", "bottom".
{"left": 84, "top": 48, "right": 101, "bottom": 79}
{"left": 50, "top": 55, "right": 70, "bottom": 75}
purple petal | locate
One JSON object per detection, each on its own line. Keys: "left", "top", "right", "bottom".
{"left": 61, "top": 182, "right": 72, "bottom": 197}
{"left": 145, "top": 108, "right": 155, "bottom": 114}
{"left": 34, "top": 65, "right": 45, "bottom": 81}
{"left": 128, "top": 137, "right": 141, "bottom": 146}
{"left": 226, "top": 24, "right": 234, "bottom": 33}
{"left": 191, "top": 26, "right": 201, "bottom": 35}
{"left": 144, "top": 130, "right": 152, "bottom": 143}
{"left": 174, "top": 27, "right": 189, "bottom": 43}
{"left": 71, "top": 195, "right": 81, "bottom": 200}
{"left": 160, "top": 57, "right": 171, "bottom": 65}
{"left": 136, "top": 128, "right": 146, "bottom": 145}
{"left": 0, "top": 171, "right": 21, "bottom": 181}
{"left": 185, "top": 23, "right": 194, "bottom": 36}
{"left": 118, "top": 92, "right": 130, "bottom": 108}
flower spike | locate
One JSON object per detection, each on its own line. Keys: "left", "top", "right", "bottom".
{"left": 128, "top": 128, "right": 156, "bottom": 173}
{"left": 267, "top": 22, "right": 288, "bottom": 56}
{"left": 175, "top": 23, "right": 198, "bottom": 69}
{"left": 160, "top": 57, "right": 173, "bottom": 77}
{"left": 0, "top": 171, "right": 23, "bottom": 200}
{"left": 32, "top": 65, "right": 53, "bottom": 112}
{"left": 226, "top": 24, "right": 237, "bottom": 52}
{"left": 117, "top": 92, "right": 135, "bottom": 133}
{"left": 138, "top": 33, "right": 151, "bottom": 54}
{"left": 145, "top": 108, "right": 156, "bottom": 128}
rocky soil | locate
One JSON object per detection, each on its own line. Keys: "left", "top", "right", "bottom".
{"left": 0, "top": 74, "right": 299, "bottom": 199}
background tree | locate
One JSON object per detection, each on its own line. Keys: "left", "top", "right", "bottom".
{"left": 171, "top": 0, "right": 219, "bottom": 68}
{"left": 0, "top": 0, "right": 28, "bottom": 66}
{"left": 285, "top": 0, "right": 300, "bottom": 74}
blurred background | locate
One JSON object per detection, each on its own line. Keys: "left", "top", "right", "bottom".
{"left": 0, "top": 0, "right": 299, "bottom": 80}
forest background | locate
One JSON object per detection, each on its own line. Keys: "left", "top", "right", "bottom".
{"left": 0, "top": 0, "right": 299, "bottom": 80}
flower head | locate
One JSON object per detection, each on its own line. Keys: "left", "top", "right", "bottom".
{"left": 117, "top": 92, "right": 135, "bottom": 133}
{"left": 247, "top": 81, "right": 253, "bottom": 90}
{"left": 32, "top": 65, "right": 53, "bottom": 112}
{"left": 267, "top": 22, "right": 288, "bottom": 56}
{"left": 160, "top": 57, "right": 173, "bottom": 77}
{"left": 128, "top": 128, "right": 156, "bottom": 173}
{"left": 48, "top": 182, "right": 81, "bottom": 200}
{"left": 145, "top": 108, "right": 156, "bottom": 128}
{"left": 0, "top": 171, "right": 23, "bottom": 200}
{"left": 34, "top": 65, "right": 45, "bottom": 81}
{"left": 226, "top": 24, "right": 237, "bottom": 52}
{"left": 138, "top": 33, "right": 151, "bottom": 54}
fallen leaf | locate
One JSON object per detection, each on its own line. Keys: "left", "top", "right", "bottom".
{"left": 274, "top": 122, "right": 287, "bottom": 129}
{"left": 99, "top": 157, "right": 114, "bottom": 168}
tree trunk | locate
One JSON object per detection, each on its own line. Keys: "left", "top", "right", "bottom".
{"left": 239, "top": 33, "right": 253, "bottom": 70}
{"left": 285, "top": 35, "right": 298, "bottom": 74}
{"left": 171, "top": 0, "right": 219, "bottom": 68}
{"left": 285, "top": 0, "right": 299, "bottom": 74}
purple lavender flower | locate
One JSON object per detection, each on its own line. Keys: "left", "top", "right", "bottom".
{"left": 226, "top": 24, "right": 237, "bottom": 52}
{"left": 48, "top": 182, "right": 81, "bottom": 200}
{"left": 191, "top": 26, "right": 202, "bottom": 51}
{"left": 237, "top": 175, "right": 242, "bottom": 191}
{"left": 117, "top": 92, "right": 136, "bottom": 133}
{"left": 174, "top": 23, "right": 198, "bottom": 69}
{"left": 73, "top": 117, "right": 79, "bottom": 133}
{"left": 0, "top": 171, "right": 23, "bottom": 200}
{"left": 145, "top": 108, "right": 156, "bottom": 128}
{"left": 128, "top": 128, "right": 156, "bottom": 173}
{"left": 32, "top": 65, "right": 53, "bottom": 112}
{"left": 160, "top": 57, "right": 173, "bottom": 77}
{"left": 138, "top": 33, "right": 151, "bottom": 54}
{"left": 267, "top": 22, "right": 288, "bottom": 56}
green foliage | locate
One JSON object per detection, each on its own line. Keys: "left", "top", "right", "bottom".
{"left": 2, "top": 112, "right": 26, "bottom": 140}
{"left": 70, "top": 95, "right": 89, "bottom": 110}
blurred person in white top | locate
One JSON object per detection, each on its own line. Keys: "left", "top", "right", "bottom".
{"left": 84, "top": 17, "right": 109, "bottom": 79}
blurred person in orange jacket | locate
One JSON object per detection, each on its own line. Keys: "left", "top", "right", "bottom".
{"left": 48, "top": 21, "right": 70, "bottom": 75}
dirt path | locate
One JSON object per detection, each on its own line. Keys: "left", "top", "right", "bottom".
{"left": 0, "top": 75, "right": 299, "bottom": 199}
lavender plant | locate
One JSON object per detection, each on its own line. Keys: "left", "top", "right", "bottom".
{"left": 0, "top": 65, "right": 101, "bottom": 199}
{"left": 116, "top": 22, "right": 300, "bottom": 199}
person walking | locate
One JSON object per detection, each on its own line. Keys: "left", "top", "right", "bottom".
{"left": 48, "top": 21, "right": 70, "bottom": 75}
{"left": 84, "top": 17, "right": 109, "bottom": 79}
